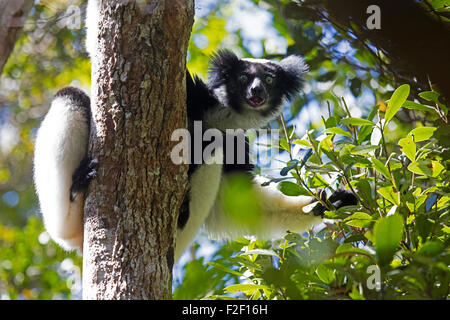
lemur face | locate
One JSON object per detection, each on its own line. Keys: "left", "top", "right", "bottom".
{"left": 207, "top": 50, "right": 308, "bottom": 129}
{"left": 235, "top": 59, "right": 283, "bottom": 111}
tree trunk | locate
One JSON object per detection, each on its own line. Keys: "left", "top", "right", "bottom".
{"left": 0, "top": 0, "right": 34, "bottom": 74}
{"left": 82, "top": 0, "right": 194, "bottom": 300}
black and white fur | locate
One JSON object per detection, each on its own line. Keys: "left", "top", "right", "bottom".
{"left": 34, "top": 3, "right": 357, "bottom": 260}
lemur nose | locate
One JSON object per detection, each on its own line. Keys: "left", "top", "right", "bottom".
{"left": 250, "top": 78, "right": 264, "bottom": 96}
{"left": 251, "top": 86, "right": 263, "bottom": 96}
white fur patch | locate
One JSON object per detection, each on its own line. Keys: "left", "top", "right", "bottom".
{"left": 204, "top": 176, "right": 322, "bottom": 240}
{"left": 33, "top": 97, "right": 89, "bottom": 251}
{"left": 175, "top": 148, "right": 224, "bottom": 261}
{"left": 241, "top": 58, "right": 272, "bottom": 64}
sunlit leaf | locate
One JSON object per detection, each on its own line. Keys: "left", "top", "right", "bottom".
{"left": 377, "top": 186, "right": 400, "bottom": 205}
{"left": 408, "top": 159, "right": 444, "bottom": 177}
{"left": 224, "top": 284, "right": 271, "bottom": 294}
{"left": 373, "top": 214, "right": 404, "bottom": 266}
{"left": 323, "top": 127, "right": 352, "bottom": 138}
{"left": 340, "top": 118, "right": 375, "bottom": 126}
{"left": 316, "top": 263, "right": 335, "bottom": 284}
{"left": 385, "top": 84, "right": 410, "bottom": 123}
{"left": 350, "top": 145, "right": 379, "bottom": 155}
{"left": 408, "top": 127, "right": 437, "bottom": 142}
{"left": 398, "top": 135, "right": 416, "bottom": 162}
{"left": 402, "top": 100, "right": 435, "bottom": 113}
{"left": 344, "top": 212, "right": 374, "bottom": 228}
{"left": 371, "top": 158, "right": 391, "bottom": 181}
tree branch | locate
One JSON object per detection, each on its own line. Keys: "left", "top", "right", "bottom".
{"left": 0, "top": 0, "right": 34, "bottom": 74}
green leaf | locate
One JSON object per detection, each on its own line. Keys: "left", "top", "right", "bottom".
{"left": 418, "top": 91, "right": 439, "bottom": 102}
{"left": 371, "top": 158, "right": 391, "bottom": 181}
{"left": 318, "top": 134, "right": 334, "bottom": 153}
{"left": 417, "top": 241, "right": 444, "bottom": 256}
{"left": 279, "top": 138, "right": 290, "bottom": 151}
{"left": 305, "top": 163, "right": 338, "bottom": 173}
{"left": 242, "top": 249, "right": 280, "bottom": 257}
{"left": 398, "top": 135, "right": 416, "bottom": 162}
{"left": 224, "top": 284, "right": 271, "bottom": 293}
{"left": 344, "top": 234, "right": 367, "bottom": 243}
{"left": 340, "top": 118, "right": 375, "bottom": 127}
{"left": 360, "top": 124, "right": 375, "bottom": 144}
{"left": 292, "top": 139, "right": 312, "bottom": 148}
{"left": 316, "top": 263, "right": 335, "bottom": 284}
{"left": 350, "top": 145, "right": 379, "bottom": 155}
{"left": 344, "top": 212, "right": 374, "bottom": 228}
{"left": 385, "top": 84, "right": 410, "bottom": 123}
{"left": 277, "top": 181, "right": 309, "bottom": 196}
{"left": 408, "top": 159, "right": 444, "bottom": 177}
{"left": 206, "top": 262, "right": 244, "bottom": 277}
{"left": 373, "top": 214, "right": 404, "bottom": 266}
{"left": 415, "top": 214, "right": 434, "bottom": 240}
{"left": 349, "top": 285, "right": 365, "bottom": 300}
{"left": 377, "top": 186, "right": 400, "bottom": 205}
{"left": 323, "top": 127, "right": 352, "bottom": 138}
{"left": 408, "top": 127, "right": 437, "bottom": 142}
{"left": 402, "top": 100, "right": 435, "bottom": 113}
{"left": 356, "top": 179, "right": 376, "bottom": 208}
{"left": 336, "top": 243, "right": 373, "bottom": 256}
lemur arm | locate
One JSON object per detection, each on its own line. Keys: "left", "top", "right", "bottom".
{"left": 33, "top": 87, "right": 96, "bottom": 251}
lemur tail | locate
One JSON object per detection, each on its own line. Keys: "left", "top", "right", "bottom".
{"left": 33, "top": 87, "right": 94, "bottom": 252}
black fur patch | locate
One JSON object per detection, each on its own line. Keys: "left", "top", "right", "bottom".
{"left": 177, "top": 193, "right": 190, "bottom": 229}
{"left": 186, "top": 71, "right": 218, "bottom": 122}
{"left": 313, "top": 189, "right": 358, "bottom": 217}
{"left": 207, "top": 50, "right": 242, "bottom": 89}
{"left": 222, "top": 133, "right": 254, "bottom": 174}
{"left": 70, "top": 156, "right": 98, "bottom": 201}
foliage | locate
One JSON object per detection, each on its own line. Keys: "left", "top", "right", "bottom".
{"left": 202, "top": 85, "right": 449, "bottom": 300}
{"left": 0, "top": 217, "right": 82, "bottom": 299}
{"left": 0, "top": 1, "right": 87, "bottom": 299}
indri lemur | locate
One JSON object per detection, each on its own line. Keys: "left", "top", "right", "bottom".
{"left": 33, "top": 2, "right": 357, "bottom": 262}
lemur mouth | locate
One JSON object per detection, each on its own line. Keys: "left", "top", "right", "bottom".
{"left": 247, "top": 97, "right": 265, "bottom": 107}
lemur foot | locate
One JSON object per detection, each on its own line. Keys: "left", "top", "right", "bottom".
{"left": 313, "top": 189, "right": 358, "bottom": 217}
{"left": 70, "top": 156, "right": 98, "bottom": 201}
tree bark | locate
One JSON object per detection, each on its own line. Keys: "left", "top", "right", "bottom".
{"left": 0, "top": 0, "right": 34, "bottom": 75}
{"left": 82, "top": 0, "right": 193, "bottom": 300}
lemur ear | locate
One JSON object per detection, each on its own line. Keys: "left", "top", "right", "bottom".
{"left": 279, "top": 55, "right": 308, "bottom": 100}
{"left": 208, "top": 50, "right": 241, "bottom": 88}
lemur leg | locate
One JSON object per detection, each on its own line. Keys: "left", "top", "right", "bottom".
{"left": 34, "top": 87, "right": 95, "bottom": 252}
{"left": 204, "top": 175, "right": 323, "bottom": 240}
{"left": 174, "top": 149, "right": 224, "bottom": 262}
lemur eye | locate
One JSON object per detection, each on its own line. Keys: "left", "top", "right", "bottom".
{"left": 239, "top": 74, "right": 248, "bottom": 83}
{"left": 265, "top": 76, "right": 274, "bottom": 84}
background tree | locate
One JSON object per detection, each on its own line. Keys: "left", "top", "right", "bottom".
{"left": 0, "top": 0, "right": 34, "bottom": 74}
